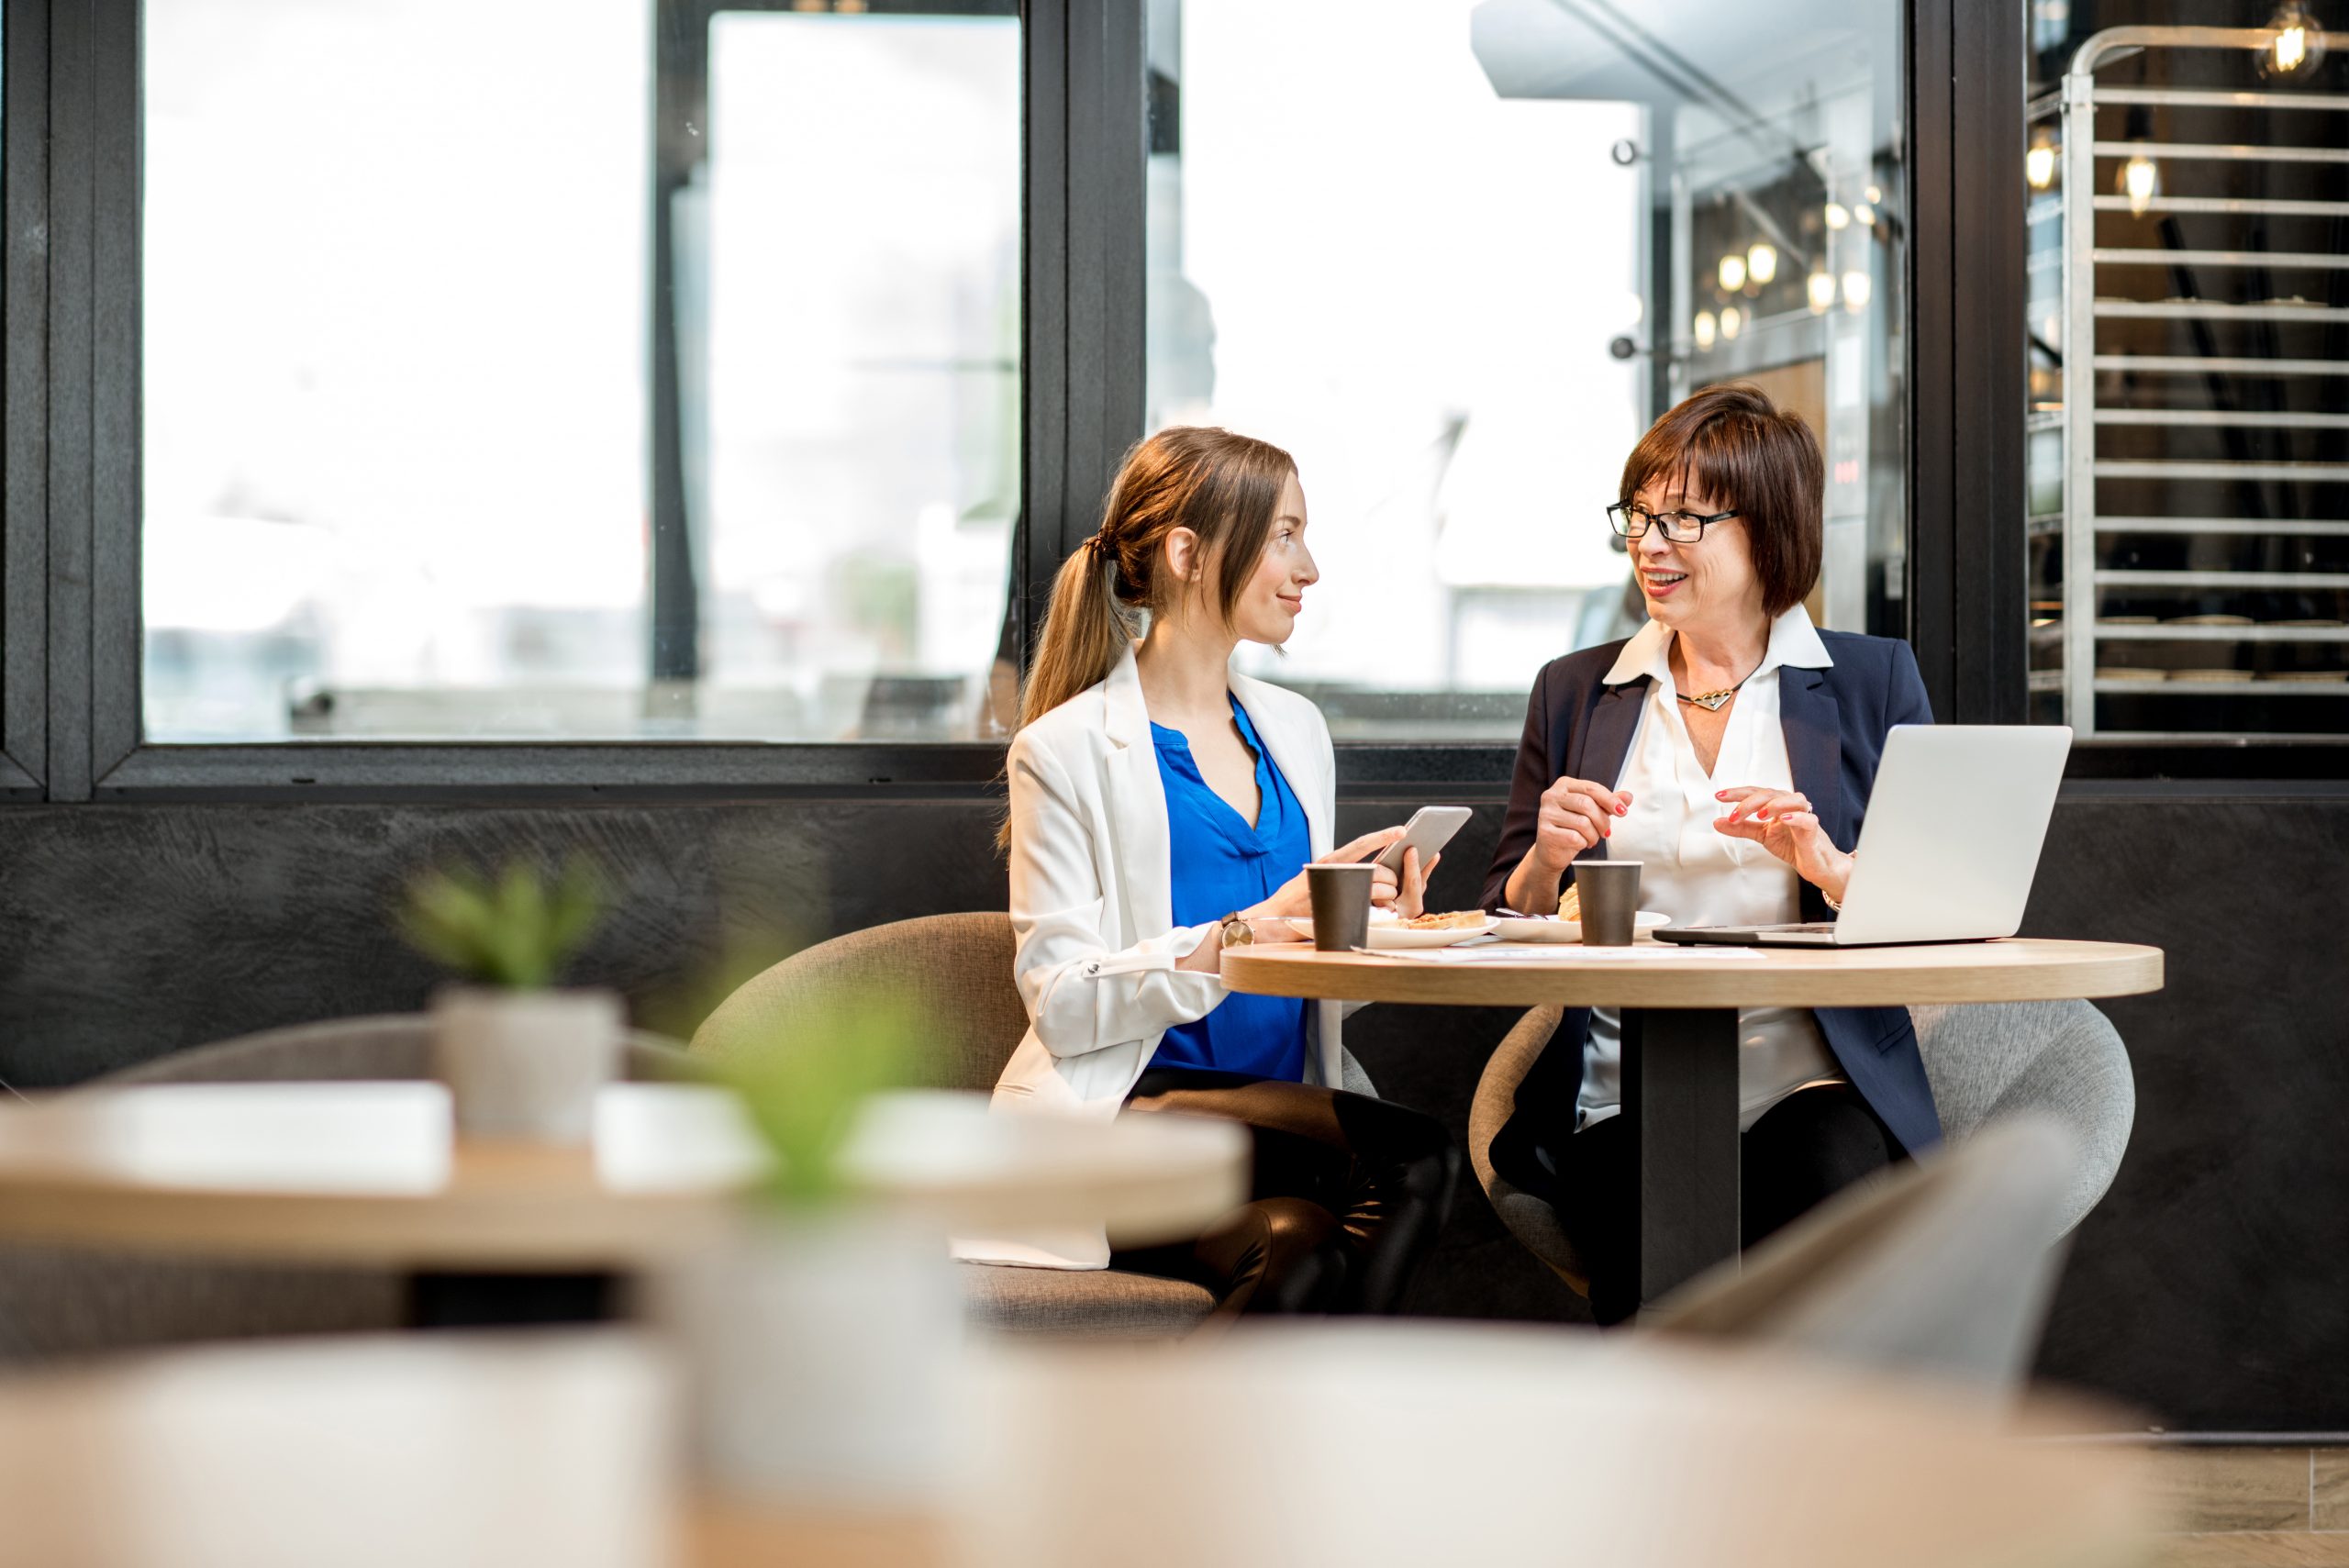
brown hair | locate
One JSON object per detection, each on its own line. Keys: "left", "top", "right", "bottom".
{"left": 998, "top": 427, "right": 1295, "bottom": 851}
{"left": 1619, "top": 383, "right": 1822, "bottom": 616}
{"left": 1015, "top": 426, "right": 1297, "bottom": 731}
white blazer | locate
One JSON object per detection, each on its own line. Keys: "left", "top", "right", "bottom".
{"left": 960, "top": 644, "right": 1350, "bottom": 1269}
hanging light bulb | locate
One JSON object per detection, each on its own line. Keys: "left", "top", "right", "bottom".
{"left": 2119, "top": 145, "right": 2161, "bottom": 216}
{"left": 2258, "top": 0, "right": 2327, "bottom": 77}
{"left": 1823, "top": 202, "right": 1851, "bottom": 231}
{"left": 2025, "top": 134, "right": 2057, "bottom": 191}
{"left": 1842, "top": 270, "right": 1873, "bottom": 313}
{"left": 1718, "top": 252, "right": 1747, "bottom": 292}
{"left": 1864, "top": 183, "right": 1883, "bottom": 206}
{"left": 1745, "top": 241, "right": 1779, "bottom": 286}
{"left": 1693, "top": 311, "right": 1718, "bottom": 350}
{"left": 1807, "top": 268, "right": 1837, "bottom": 315}
{"left": 1852, "top": 200, "right": 1877, "bottom": 227}
{"left": 1719, "top": 305, "right": 1743, "bottom": 340}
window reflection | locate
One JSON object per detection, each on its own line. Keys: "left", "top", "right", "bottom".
{"left": 142, "top": 0, "right": 1020, "bottom": 743}
{"left": 2023, "top": 14, "right": 2349, "bottom": 743}
{"left": 1146, "top": 0, "right": 1907, "bottom": 740}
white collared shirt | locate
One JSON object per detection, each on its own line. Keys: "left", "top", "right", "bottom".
{"left": 1577, "top": 606, "right": 1842, "bottom": 1131}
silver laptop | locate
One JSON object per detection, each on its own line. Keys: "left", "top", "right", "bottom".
{"left": 1655, "top": 725, "right": 2072, "bottom": 948}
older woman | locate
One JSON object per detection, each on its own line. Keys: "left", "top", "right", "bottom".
{"left": 1480, "top": 383, "right": 1939, "bottom": 1324}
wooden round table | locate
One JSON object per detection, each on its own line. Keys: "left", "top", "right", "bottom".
{"left": 1225, "top": 937, "right": 2164, "bottom": 1304}
{"left": 0, "top": 1083, "right": 1246, "bottom": 1323}
{"left": 0, "top": 1327, "right": 2155, "bottom": 1568}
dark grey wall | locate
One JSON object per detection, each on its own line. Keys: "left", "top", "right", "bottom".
{"left": 2, "top": 789, "right": 2343, "bottom": 1426}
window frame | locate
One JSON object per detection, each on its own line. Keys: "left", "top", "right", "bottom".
{"left": 27, "top": 0, "right": 1129, "bottom": 802}
{"left": 1, "top": 0, "right": 46, "bottom": 798}
{"left": 11, "top": 0, "right": 2332, "bottom": 806}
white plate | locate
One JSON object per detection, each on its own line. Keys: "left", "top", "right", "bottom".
{"left": 1491, "top": 910, "right": 1672, "bottom": 944}
{"left": 1364, "top": 917, "right": 1499, "bottom": 950}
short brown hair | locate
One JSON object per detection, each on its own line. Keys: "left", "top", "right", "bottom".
{"left": 1619, "top": 383, "right": 1822, "bottom": 616}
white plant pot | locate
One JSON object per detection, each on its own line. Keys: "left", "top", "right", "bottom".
{"left": 430, "top": 986, "right": 624, "bottom": 1143}
{"left": 655, "top": 1208, "right": 964, "bottom": 1508}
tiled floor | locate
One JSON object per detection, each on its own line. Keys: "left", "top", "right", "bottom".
{"left": 2148, "top": 1448, "right": 2349, "bottom": 1565}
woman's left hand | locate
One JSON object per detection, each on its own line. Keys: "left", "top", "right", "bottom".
{"left": 1372, "top": 846, "right": 1440, "bottom": 920}
{"left": 1712, "top": 787, "right": 1852, "bottom": 904}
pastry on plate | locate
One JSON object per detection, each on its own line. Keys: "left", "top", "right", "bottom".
{"left": 1398, "top": 909, "right": 1494, "bottom": 931}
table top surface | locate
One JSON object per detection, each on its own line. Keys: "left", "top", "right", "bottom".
{"left": 1221, "top": 935, "right": 2165, "bottom": 1008}
{"left": 0, "top": 1328, "right": 2153, "bottom": 1568}
{"left": 0, "top": 1083, "right": 1245, "bottom": 1268}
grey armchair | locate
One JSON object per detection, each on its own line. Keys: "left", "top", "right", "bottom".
{"left": 1642, "top": 1116, "right": 2082, "bottom": 1391}
{"left": 1469, "top": 998, "right": 2135, "bottom": 1295}
{"left": 693, "top": 911, "right": 1375, "bottom": 1340}
{"left": 0, "top": 1015, "right": 696, "bottom": 1363}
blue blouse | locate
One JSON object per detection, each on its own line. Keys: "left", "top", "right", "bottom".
{"left": 1150, "top": 694, "right": 1311, "bottom": 1081}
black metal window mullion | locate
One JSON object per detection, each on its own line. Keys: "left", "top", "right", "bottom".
{"left": 44, "top": 0, "right": 98, "bottom": 802}
{"left": 1947, "top": 0, "right": 2026, "bottom": 727}
{"left": 1057, "top": 0, "right": 1145, "bottom": 561}
{"left": 2, "top": 0, "right": 50, "bottom": 797}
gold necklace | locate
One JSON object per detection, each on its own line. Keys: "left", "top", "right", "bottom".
{"left": 1676, "top": 668, "right": 1759, "bottom": 713}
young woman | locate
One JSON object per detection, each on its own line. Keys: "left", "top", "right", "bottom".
{"left": 1480, "top": 383, "right": 1941, "bottom": 1324}
{"left": 964, "top": 427, "right": 1460, "bottom": 1318}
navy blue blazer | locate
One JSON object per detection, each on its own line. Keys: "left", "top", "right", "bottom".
{"left": 1478, "top": 628, "right": 1943, "bottom": 1161}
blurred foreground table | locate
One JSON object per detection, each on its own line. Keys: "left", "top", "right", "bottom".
{"left": 0, "top": 1326, "right": 2154, "bottom": 1568}
{"left": 1226, "top": 938, "right": 2165, "bottom": 1304}
{"left": 0, "top": 1084, "right": 1245, "bottom": 1322}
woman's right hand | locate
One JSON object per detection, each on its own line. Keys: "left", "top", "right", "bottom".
{"left": 1251, "top": 826, "right": 1408, "bottom": 920}
{"left": 1528, "top": 776, "right": 1632, "bottom": 875}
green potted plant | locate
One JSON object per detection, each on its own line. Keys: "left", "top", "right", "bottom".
{"left": 656, "top": 981, "right": 962, "bottom": 1506}
{"left": 398, "top": 858, "right": 618, "bottom": 1142}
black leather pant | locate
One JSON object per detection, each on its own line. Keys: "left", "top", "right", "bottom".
{"left": 1544, "top": 1082, "right": 1899, "bottom": 1326}
{"left": 1111, "top": 1067, "right": 1461, "bottom": 1319}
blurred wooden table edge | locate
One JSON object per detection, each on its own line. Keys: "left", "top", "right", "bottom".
{"left": 0, "top": 1084, "right": 1249, "bottom": 1268}
{"left": 685, "top": 1496, "right": 940, "bottom": 1568}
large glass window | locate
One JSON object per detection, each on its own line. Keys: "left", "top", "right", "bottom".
{"left": 2024, "top": 8, "right": 2349, "bottom": 746}
{"left": 1146, "top": 0, "right": 1909, "bottom": 740}
{"left": 141, "top": 0, "right": 1019, "bottom": 743}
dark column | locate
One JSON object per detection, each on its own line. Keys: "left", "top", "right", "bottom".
{"left": 1620, "top": 1006, "right": 1742, "bottom": 1307}
{"left": 649, "top": 0, "right": 718, "bottom": 689}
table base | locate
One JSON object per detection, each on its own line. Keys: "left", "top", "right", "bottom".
{"left": 1621, "top": 1007, "right": 1741, "bottom": 1308}
{"left": 407, "top": 1270, "right": 620, "bottom": 1329}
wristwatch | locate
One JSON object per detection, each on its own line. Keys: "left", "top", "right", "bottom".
{"left": 1219, "top": 911, "right": 1254, "bottom": 948}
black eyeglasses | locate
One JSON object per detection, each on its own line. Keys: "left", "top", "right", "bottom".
{"left": 1606, "top": 501, "right": 1741, "bottom": 542}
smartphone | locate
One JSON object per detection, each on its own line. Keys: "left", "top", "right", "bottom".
{"left": 1372, "top": 806, "right": 1473, "bottom": 874}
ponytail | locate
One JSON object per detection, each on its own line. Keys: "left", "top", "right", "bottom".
{"left": 1017, "top": 544, "right": 1135, "bottom": 735}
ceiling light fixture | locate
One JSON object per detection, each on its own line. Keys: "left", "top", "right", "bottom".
{"left": 2258, "top": 0, "right": 2326, "bottom": 77}
{"left": 1745, "top": 241, "right": 1779, "bottom": 286}
{"left": 2119, "top": 146, "right": 2160, "bottom": 217}
{"left": 2026, "top": 136, "right": 2057, "bottom": 191}
{"left": 1718, "top": 253, "right": 1747, "bottom": 292}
